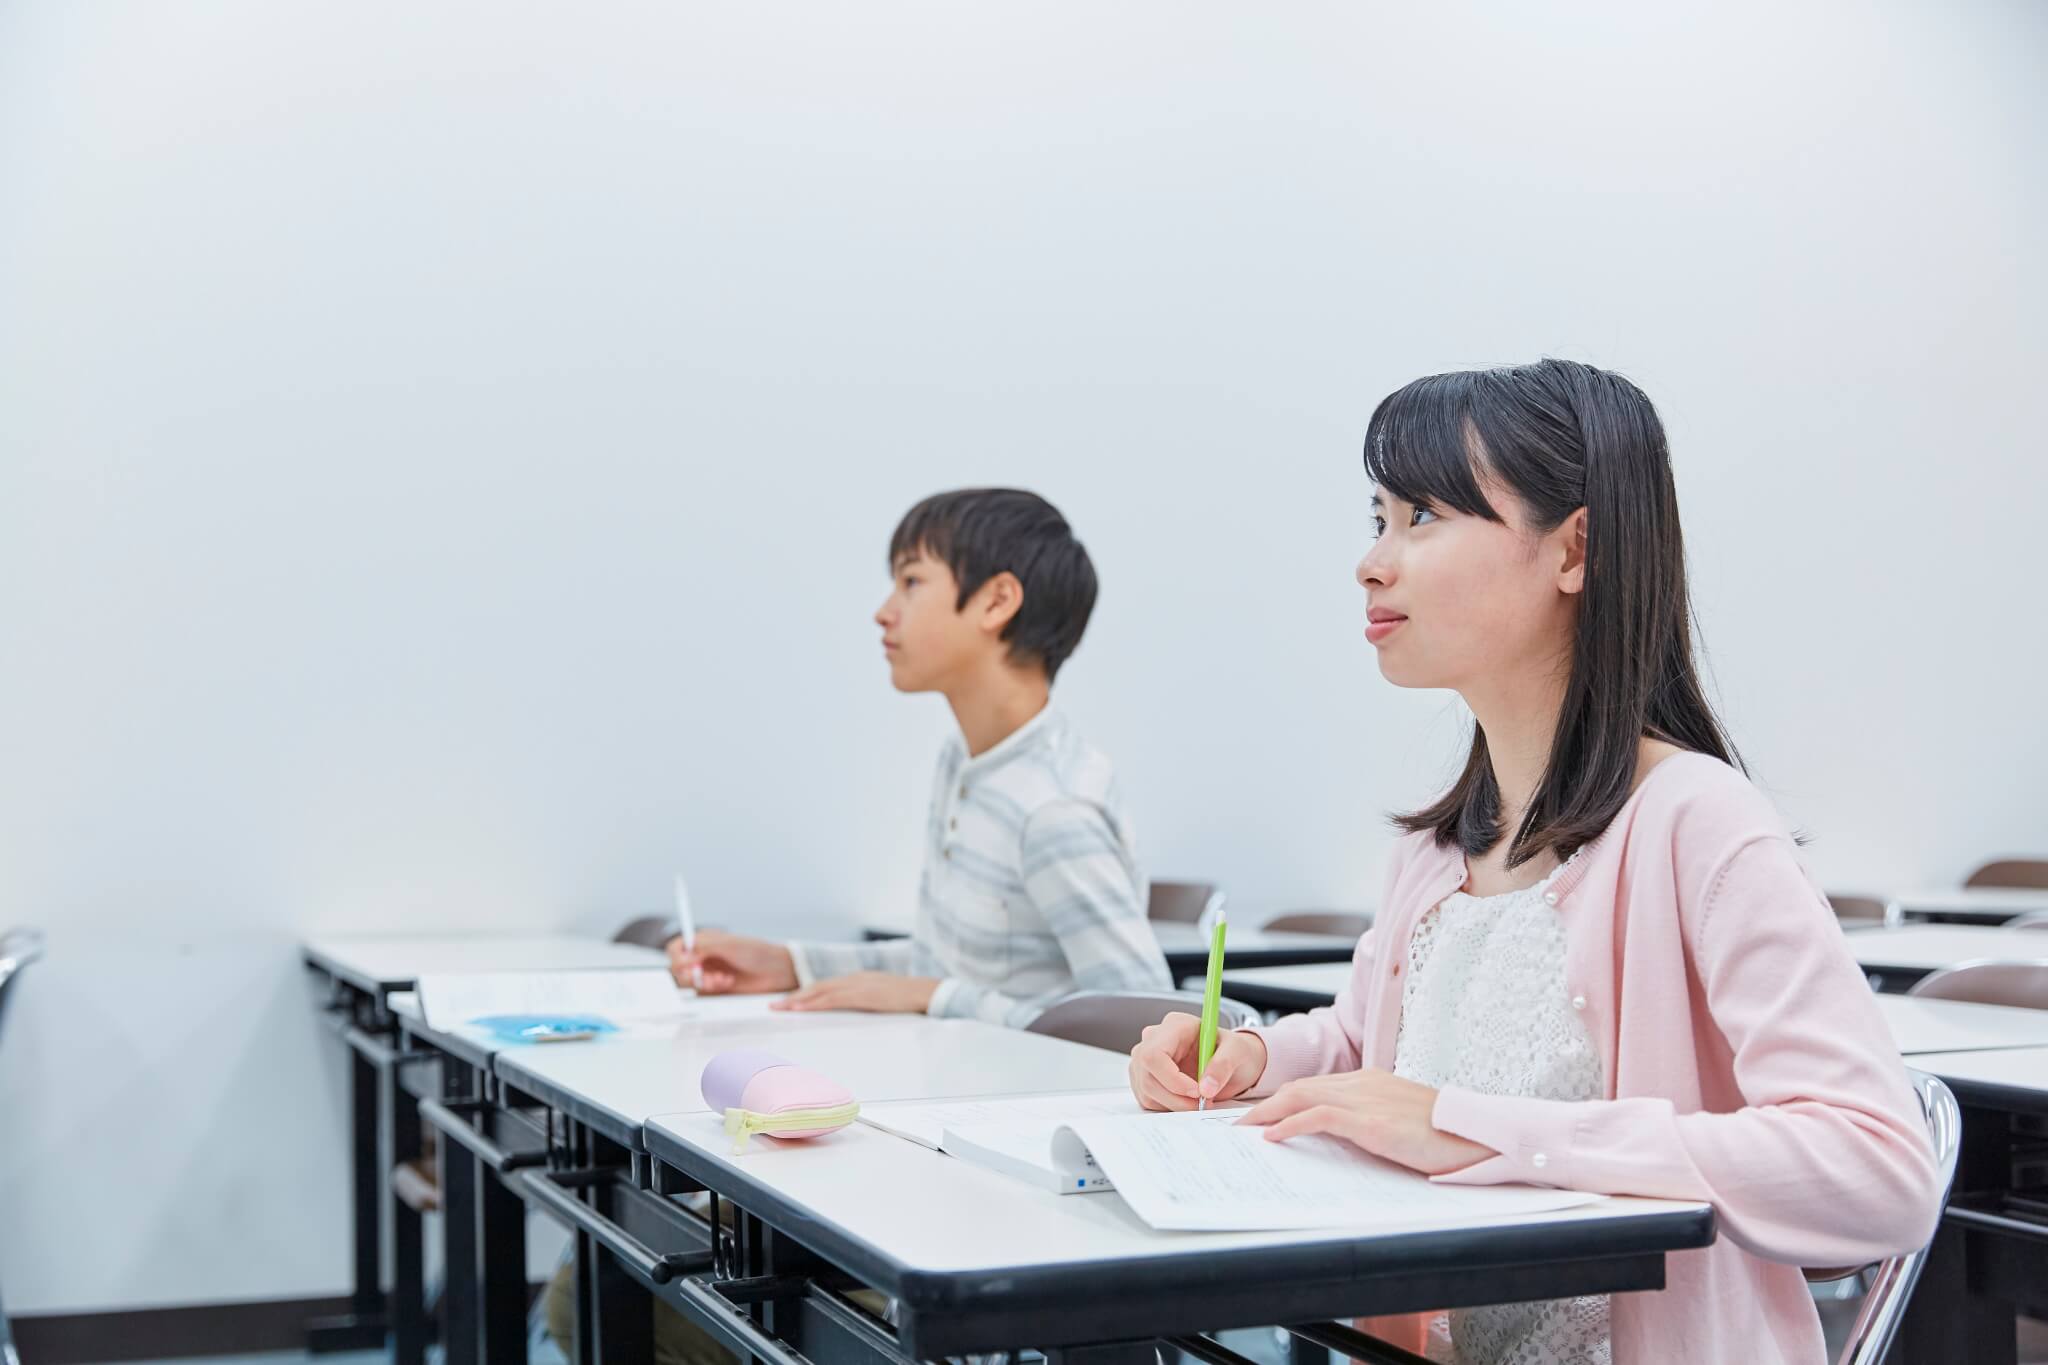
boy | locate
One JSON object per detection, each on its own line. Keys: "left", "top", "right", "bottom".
{"left": 670, "top": 486, "right": 1171, "bottom": 1021}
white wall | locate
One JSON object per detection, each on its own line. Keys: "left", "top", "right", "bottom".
{"left": 1, "top": 0, "right": 2042, "bottom": 1314}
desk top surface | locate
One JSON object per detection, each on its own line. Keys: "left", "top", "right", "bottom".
{"left": 304, "top": 934, "right": 667, "bottom": 995}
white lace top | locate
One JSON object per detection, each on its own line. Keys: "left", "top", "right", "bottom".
{"left": 1393, "top": 869, "right": 1611, "bottom": 1365}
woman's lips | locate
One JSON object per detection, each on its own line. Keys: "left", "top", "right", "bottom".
{"left": 1365, "top": 611, "right": 1407, "bottom": 644}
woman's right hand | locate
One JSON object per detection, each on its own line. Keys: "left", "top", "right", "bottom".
{"left": 668, "top": 930, "right": 799, "bottom": 995}
{"left": 1128, "top": 1011, "right": 1268, "bottom": 1111}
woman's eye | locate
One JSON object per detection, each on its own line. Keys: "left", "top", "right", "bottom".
{"left": 1411, "top": 506, "right": 1438, "bottom": 527}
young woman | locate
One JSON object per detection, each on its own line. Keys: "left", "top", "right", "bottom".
{"left": 1129, "top": 360, "right": 1941, "bottom": 1363}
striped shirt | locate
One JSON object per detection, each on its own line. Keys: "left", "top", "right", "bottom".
{"left": 789, "top": 707, "right": 1171, "bottom": 1027}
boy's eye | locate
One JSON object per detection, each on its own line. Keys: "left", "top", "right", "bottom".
{"left": 1370, "top": 516, "right": 1387, "bottom": 539}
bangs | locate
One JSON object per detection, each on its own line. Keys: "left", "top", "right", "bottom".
{"left": 1362, "top": 371, "right": 1503, "bottom": 522}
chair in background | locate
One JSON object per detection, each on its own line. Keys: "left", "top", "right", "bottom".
{"left": 1827, "top": 894, "right": 1889, "bottom": 931}
{"left": 1261, "top": 911, "right": 1373, "bottom": 939}
{"left": 1908, "top": 960, "right": 2048, "bottom": 1010}
{"left": 1965, "top": 859, "right": 2048, "bottom": 891}
{"left": 1148, "top": 880, "right": 1225, "bottom": 925}
{"left": 1, "top": 928, "right": 47, "bottom": 1365}
{"left": 613, "top": 915, "right": 677, "bottom": 950}
{"left": 2008, "top": 912, "right": 2048, "bottom": 932}
{"left": 1026, "top": 990, "right": 1259, "bottom": 1054}
{"left": 1807, "top": 1072, "right": 1961, "bottom": 1364}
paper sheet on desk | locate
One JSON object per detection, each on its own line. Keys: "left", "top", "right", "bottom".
{"left": 860, "top": 1089, "right": 1139, "bottom": 1149}
{"left": 416, "top": 970, "right": 788, "bottom": 1033}
{"left": 1058, "top": 1109, "right": 1600, "bottom": 1232}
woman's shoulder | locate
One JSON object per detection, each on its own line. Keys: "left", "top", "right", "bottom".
{"left": 1626, "top": 748, "right": 1796, "bottom": 865}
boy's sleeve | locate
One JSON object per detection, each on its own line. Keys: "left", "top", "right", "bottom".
{"left": 788, "top": 934, "right": 925, "bottom": 985}
{"left": 927, "top": 797, "right": 1171, "bottom": 1028}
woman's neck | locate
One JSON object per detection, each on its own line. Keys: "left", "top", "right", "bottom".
{"left": 1464, "top": 664, "right": 1569, "bottom": 840}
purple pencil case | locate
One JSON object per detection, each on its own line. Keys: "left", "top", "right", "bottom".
{"left": 701, "top": 1048, "right": 859, "bottom": 1152}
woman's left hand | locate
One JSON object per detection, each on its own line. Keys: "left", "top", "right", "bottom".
{"left": 1238, "top": 1068, "right": 1497, "bottom": 1176}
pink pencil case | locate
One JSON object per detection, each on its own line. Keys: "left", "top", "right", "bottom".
{"left": 701, "top": 1048, "right": 859, "bottom": 1153}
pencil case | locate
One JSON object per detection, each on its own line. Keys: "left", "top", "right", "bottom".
{"left": 701, "top": 1048, "right": 859, "bottom": 1153}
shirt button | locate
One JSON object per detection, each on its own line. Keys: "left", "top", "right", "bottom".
{"left": 949, "top": 818, "right": 957, "bottom": 831}
{"left": 959, "top": 785, "right": 968, "bottom": 799}
{"left": 1531, "top": 1153, "right": 1549, "bottom": 1169}
{"left": 1543, "top": 891, "right": 1560, "bottom": 907}
{"left": 1571, "top": 995, "right": 1586, "bottom": 1011}
{"left": 943, "top": 848, "right": 953, "bottom": 861}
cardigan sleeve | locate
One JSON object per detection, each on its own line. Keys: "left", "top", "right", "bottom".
{"left": 1430, "top": 833, "right": 1943, "bottom": 1268}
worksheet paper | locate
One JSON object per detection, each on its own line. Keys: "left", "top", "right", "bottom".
{"left": 1055, "top": 1109, "right": 1601, "bottom": 1232}
{"left": 859, "top": 1089, "right": 1141, "bottom": 1150}
{"left": 416, "top": 970, "right": 785, "bottom": 1033}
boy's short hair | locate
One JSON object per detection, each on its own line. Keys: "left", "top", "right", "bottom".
{"left": 889, "top": 488, "right": 1099, "bottom": 682}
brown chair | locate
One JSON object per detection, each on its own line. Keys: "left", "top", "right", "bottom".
{"left": 1827, "top": 894, "right": 1889, "bottom": 931}
{"left": 1260, "top": 911, "right": 1373, "bottom": 939}
{"left": 1907, "top": 960, "right": 2048, "bottom": 1010}
{"left": 613, "top": 915, "right": 677, "bottom": 949}
{"left": 1965, "top": 859, "right": 2048, "bottom": 890}
{"left": 1148, "top": 880, "right": 1224, "bottom": 924}
{"left": 1026, "top": 989, "right": 1260, "bottom": 1054}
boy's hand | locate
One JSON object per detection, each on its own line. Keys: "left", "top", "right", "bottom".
{"left": 1238, "top": 1069, "right": 1495, "bottom": 1176}
{"left": 772, "top": 972, "right": 939, "bottom": 1014}
{"left": 1128, "top": 1011, "right": 1268, "bottom": 1111}
{"left": 669, "top": 930, "right": 798, "bottom": 994}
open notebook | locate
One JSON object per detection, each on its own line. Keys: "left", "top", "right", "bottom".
{"left": 861, "top": 1090, "right": 1601, "bottom": 1232}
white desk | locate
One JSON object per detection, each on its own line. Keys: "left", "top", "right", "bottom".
{"left": 1875, "top": 995, "right": 2048, "bottom": 1055}
{"left": 495, "top": 1013, "right": 1134, "bottom": 1148}
{"left": 1885, "top": 887, "right": 2048, "bottom": 925}
{"left": 641, "top": 1107, "right": 1711, "bottom": 1356}
{"left": 305, "top": 934, "right": 667, "bottom": 1001}
{"left": 1846, "top": 925, "right": 2048, "bottom": 987}
{"left": 1911, "top": 1044, "right": 2048, "bottom": 1101}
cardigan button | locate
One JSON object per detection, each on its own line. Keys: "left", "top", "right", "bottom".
{"left": 1531, "top": 1152, "right": 1549, "bottom": 1169}
{"left": 1543, "top": 891, "right": 1560, "bottom": 907}
{"left": 1571, "top": 994, "right": 1587, "bottom": 1011}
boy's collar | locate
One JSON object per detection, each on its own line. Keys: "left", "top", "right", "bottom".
{"left": 957, "top": 703, "right": 1058, "bottom": 775}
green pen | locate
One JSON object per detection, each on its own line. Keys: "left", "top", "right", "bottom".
{"left": 1196, "top": 910, "right": 1228, "bottom": 1111}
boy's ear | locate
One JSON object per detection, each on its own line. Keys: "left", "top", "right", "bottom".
{"left": 1556, "top": 507, "right": 1589, "bottom": 596}
{"left": 972, "top": 571, "right": 1026, "bottom": 637}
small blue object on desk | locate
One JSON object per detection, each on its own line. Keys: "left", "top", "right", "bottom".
{"left": 471, "top": 1013, "right": 618, "bottom": 1044}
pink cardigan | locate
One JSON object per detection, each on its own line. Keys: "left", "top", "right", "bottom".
{"left": 1244, "top": 753, "right": 1942, "bottom": 1364}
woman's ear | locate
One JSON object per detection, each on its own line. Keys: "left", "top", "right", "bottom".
{"left": 1557, "top": 508, "right": 1589, "bottom": 595}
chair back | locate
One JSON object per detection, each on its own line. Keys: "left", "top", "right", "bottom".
{"left": 0, "top": 928, "right": 43, "bottom": 1365}
{"left": 1148, "top": 880, "right": 1224, "bottom": 925}
{"left": 0, "top": 928, "right": 45, "bottom": 1039}
{"left": 1026, "top": 990, "right": 1259, "bottom": 1054}
{"left": 1907, "top": 959, "right": 2048, "bottom": 1010}
{"left": 1260, "top": 911, "right": 1373, "bottom": 939}
{"left": 1964, "top": 859, "right": 2048, "bottom": 890}
{"left": 2004, "top": 911, "right": 2048, "bottom": 932}
{"left": 1827, "top": 894, "right": 1889, "bottom": 930}
{"left": 612, "top": 915, "right": 677, "bottom": 950}
{"left": 1825, "top": 1072, "right": 1962, "bottom": 1365}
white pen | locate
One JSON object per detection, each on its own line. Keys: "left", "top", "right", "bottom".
{"left": 675, "top": 873, "right": 703, "bottom": 989}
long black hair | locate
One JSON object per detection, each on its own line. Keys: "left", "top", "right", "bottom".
{"left": 1364, "top": 358, "right": 1741, "bottom": 868}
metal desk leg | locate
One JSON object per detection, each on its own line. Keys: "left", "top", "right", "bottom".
{"left": 479, "top": 1156, "right": 529, "bottom": 1362}
{"left": 308, "top": 1032, "right": 389, "bottom": 1352}
{"left": 440, "top": 1110, "right": 480, "bottom": 1365}
{"left": 386, "top": 1054, "right": 428, "bottom": 1365}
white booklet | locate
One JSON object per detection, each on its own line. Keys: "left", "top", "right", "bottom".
{"left": 1048, "top": 1108, "right": 1602, "bottom": 1232}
